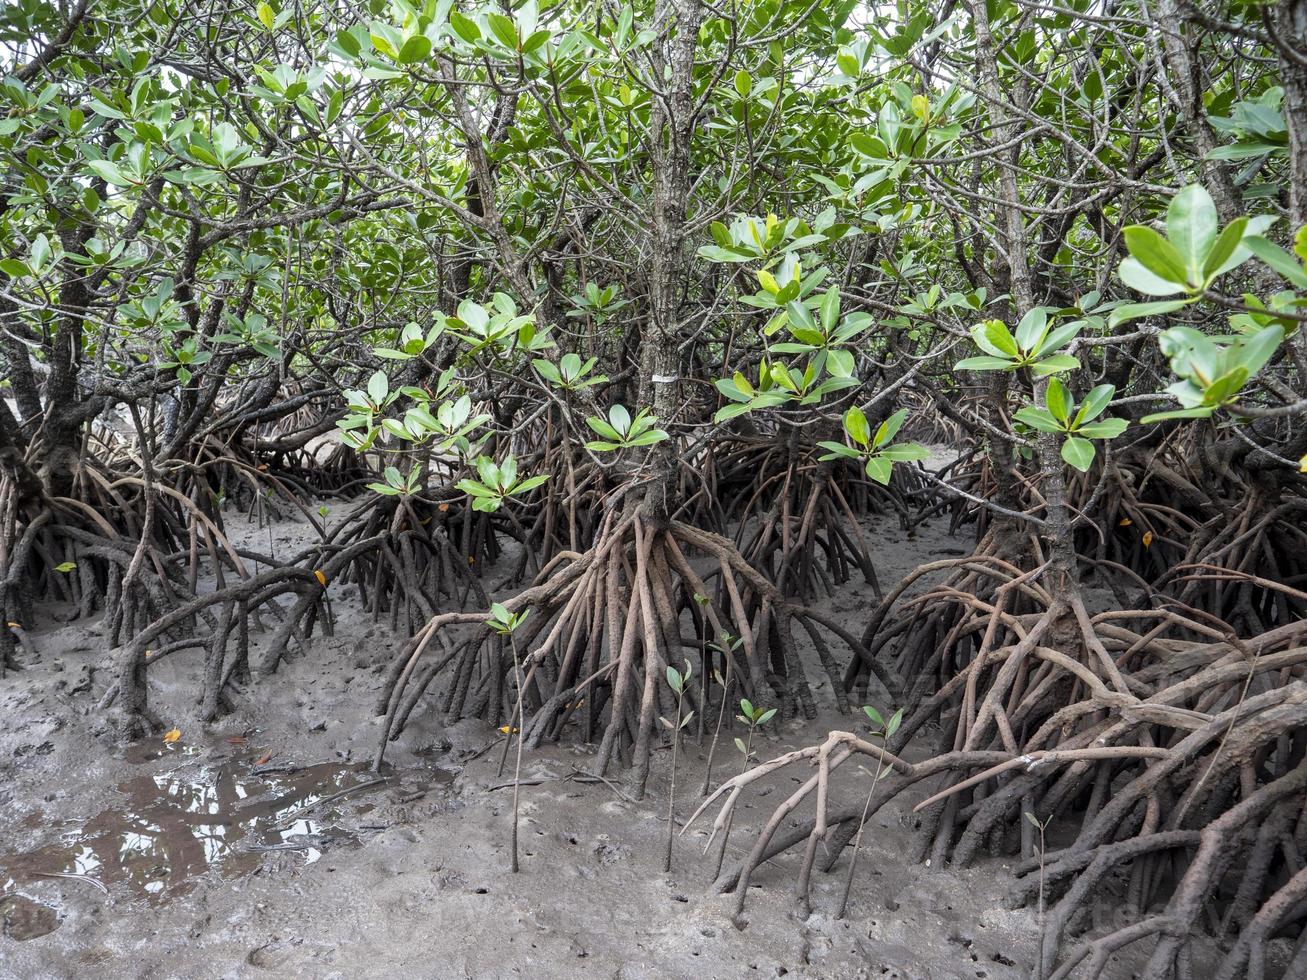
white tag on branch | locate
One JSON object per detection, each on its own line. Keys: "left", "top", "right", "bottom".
{"left": 652, "top": 374, "right": 678, "bottom": 383}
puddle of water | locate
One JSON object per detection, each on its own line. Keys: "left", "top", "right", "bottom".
{"left": 0, "top": 746, "right": 451, "bottom": 936}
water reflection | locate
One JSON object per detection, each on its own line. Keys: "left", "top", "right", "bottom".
{"left": 0, "top": 749, "right": 443, "bottom": 927}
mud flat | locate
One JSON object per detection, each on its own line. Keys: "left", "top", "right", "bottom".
{"left": 2, "top": 509, "right": 1038, "bottom": 979}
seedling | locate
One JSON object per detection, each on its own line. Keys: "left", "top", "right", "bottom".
{"left": 662, "top": 660, "right": 695, "bottom": 873}
{"left": 837, "top": 704, "right": 903, "bottom": 918}
{"left": 700, "top": 631, "right": 744, "bottom": 797}
{"left": 1025, "top": 810, "right": 1053, "bottom": 923}
{"left": 486, "top": 602, "right": 530, "bottom": 873}
{"left": 713, "top": 696, "right": 776, "bottom": 880}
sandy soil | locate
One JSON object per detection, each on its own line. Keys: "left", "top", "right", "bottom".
{"left": 1, "top": 506, "right": 1043, "bottom": 980}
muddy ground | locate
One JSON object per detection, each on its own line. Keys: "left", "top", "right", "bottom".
{"left": 2, "top": 505, "right": 1050, "bottom": 980}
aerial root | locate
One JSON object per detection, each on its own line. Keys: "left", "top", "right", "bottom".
{"left": 686, "top": 553, "right": 1307, "bottom": 976}
{"left": 371, "top": 512, "right": 893, "bottom": 792}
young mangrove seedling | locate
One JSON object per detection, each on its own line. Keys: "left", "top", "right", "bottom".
{"left": 662, "top": 660, "right": 695, "bottom": 873}
{"left": 1025, "top": 810, "right": 1053, "bottom": 923}
{"left": 700, "top": 631, "right": 744, "bottom": 797}
{"left": 487, "top": 602, "right": 529, "bottom": 873}
{"left": 837, "top": 704, "right": 903, "bottom": 919}
{"left": 712, "top": 697, "right": 777, "bottom": 880}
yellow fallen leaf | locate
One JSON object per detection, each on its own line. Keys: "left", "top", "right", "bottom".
{"left": 1142, "top": 531, "right": 1154, "bottom": 549}
{"left": 499, "top": 726, "right": 520, "bottom": 734}
{"left": 163, "top": 728, "right": 182, "bottom": 744}
{"left": 1300, "top": 453, "right": 1307, "bottom": 474}
{"left": 144, "top": 649, "right": 153, "bottom": 659}
{"left": 6, "top": 622, "right": 20, "bottom": 629}
{"left": 314, "top": 569, "right": 328, "bottom": 586}
{"left": 1118, "top": 518, "right": 1132, "bottom": 527}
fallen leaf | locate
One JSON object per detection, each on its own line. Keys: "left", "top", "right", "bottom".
{"left": 254, "top": 752, "right": 273, "bottom": 765}
{"left": 498, "top": 726, "right": 520, "bottom": 734}
{"left": 438, "top": 503, "right": 450, "bottom": 512}
{"left": 144, "top": 649, "right": 153, "bottom": 659}
{"left": 163, "top": 728, "right": 182, "bottom": 744}
{"left": 314, "top": 569, "right": 328, "bottom": 586}
{"left": 225, "top": 735, "right": 247, "bottom": 745}
{"left": 1118, "top": 518, "right": 1132, "bottom": 527}
{"left": 6, "top": 622, "right": 20, "bottom": 629}
{"left": 1142, "top": 531, "right": 1154, "bottom": 549}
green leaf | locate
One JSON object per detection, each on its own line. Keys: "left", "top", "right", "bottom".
{"left": 1030, "top": 354, "right": 1080, "bottom": 377}
{"left": 1122, "top": 227, "right": 1189, "bottom": 289}
{"left": 1013, "top": 406, "right": 1064, "bottom": 433}
{"left": 54, "top": 561, "right": 77, "bottom": 573}
{"left": 1060, "top": 436, "right": 1096, "bottom": 472}
{"left": 826, "top": 348, "right": 855, "bottom": 378}
{"left": 86, "top": 159, "right": 132, "bottom": 187}
{"left": 398, "top": 34, "right": 432, "bottom": 64}
{"left": 1141, "top": 406, "right": 1215, "bottom": 423}
{"left": 1119, "top": 258, "right": 1186, "bottom": 297}
{"left": 1014, "top": 308, "right": 1048, "bottom": 352}
{"left": 487, "top": 12, "right": 518, "bottom": 47}
{"left": 1045, "top": 377, "right": 1070, "bottom": 424}
{"left": 257, "top": 2, "right": 276, "bottom": 30}
{"left": 865, "top": 456, "right": 893, "bottom": 485}
{"left": 1107, "top": 299, "right": 1191, "bottom": 328}
{"left": 818, "top": 441, "right": 861, "bottom": 460}
{"left": 1073, "top": 384, "right": 1115, "bottom": 426}
{"left": 370, "top": 22, "right": 402, "bottom": 57}
{"left": 450, "top": 10, "right": 481, "bottom": 42}
{"left": 1201, "top": 216, "right": 1249, "bottom": 282}
{"left": 872, "top": 408, "right": 908, "bottom": 448}
{"left": 886, "top": 708, "right": 903, "bottom": 738}
{"left": 626, "top": 429, "right": 668, "bottom": 447}
{"left": 1076, "top": 418, "right": 1129, "bottom": 439}
{"left": 1235, "top": 325, "right": 1284, "bottom": 376}
{"left": 1167, "top": 185, "right": 1218, "bottom": 285}
{"left": 982, "top": 320, "right": 1019, "bottom": 357}
{"left": 819, "top": 287, "right": 840, "bottom": 331}
{"left": 586, "top": 416, "right": 622, "bottom": 441}
{"left": 880, "top": 443, "right": 930, "bottom": 461}
{"left": 954, "top": 356, "right": 1016, "bottom": 372}
{"left": 844, "top": 406, "right": 870, "bottom": 447}
{"left": 1245, "top": 236, "right": 1307, "bottom": 289}
{"left": 1035, "top": 321, "right": 1083, "bottom": 357}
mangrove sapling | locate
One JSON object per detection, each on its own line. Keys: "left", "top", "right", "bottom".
{"left": 712, "top": 698, "right": 777, "bottom": 881}
{"left": 1025, "top": 810, "right": 1052, "bottom": 924}
{"left": 836, "top": 705, "right": 903, "bottom": 919}
{"left": 663, "top": 660, "right": 695, "bottom": 873}
{"left": 701, "top": 633, "right": 744, "bottom": 797}
{"left": 487, "top": 602, "right": 530, "bottom": 873}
